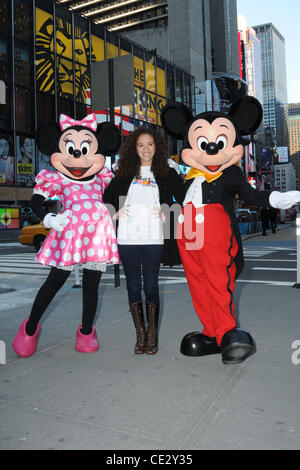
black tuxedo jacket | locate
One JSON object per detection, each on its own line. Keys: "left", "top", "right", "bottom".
{"left": 183, "top": 165, "right": 271, "bottom": 277}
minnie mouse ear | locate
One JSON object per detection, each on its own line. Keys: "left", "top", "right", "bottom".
{"left": 228, "top": 96, "right": 263, "bottom": 135}
{"left": 36, "top": 122, "right": 61, "bottom": 155}
{"left": 161, "top": 102, "right": 194, "bottom": 139}
{"left": 97, "top": 122, "right": 121, "bottom": 156}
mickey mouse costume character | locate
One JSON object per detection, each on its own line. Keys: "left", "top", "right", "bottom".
{"left": 161, "top": 96, "right": 300, "bottom": 364}
{"left": 13, "top": 113, "right": 120, "bottom": 357}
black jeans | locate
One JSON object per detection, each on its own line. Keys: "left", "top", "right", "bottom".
{"left": 118, "top": 244, "right": 164, "bottom": 304}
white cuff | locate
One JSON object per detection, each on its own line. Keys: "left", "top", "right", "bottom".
{"left": 269, "top": 191, "right": 280, "bottom": 208}
{"left": 43, "top": 213, "right": 56, "bottom": 228}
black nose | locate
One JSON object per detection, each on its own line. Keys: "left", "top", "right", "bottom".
{"left": 73, "top": 149, "right": 81, "bottom": 158}
{"left": 206, "top": 142, "right": 219, "bottom": 155}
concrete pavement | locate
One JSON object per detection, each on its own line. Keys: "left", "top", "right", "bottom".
{"left": 0, "top": 225, "right": 300, "bottom": 450}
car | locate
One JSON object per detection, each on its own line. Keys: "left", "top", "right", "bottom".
{"left": 235, "top": 209, "right": 251, "bottom": 222}
{"left": 18, "top": 223, "right": 50, "bottom": 252}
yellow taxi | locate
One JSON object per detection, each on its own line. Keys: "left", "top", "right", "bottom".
{"left": 18, "top": 223, "right": 50, "bottom": 252}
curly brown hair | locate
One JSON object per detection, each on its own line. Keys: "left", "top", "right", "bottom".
{"left": 115, "top": 127, "right": 170, "bottom": 179}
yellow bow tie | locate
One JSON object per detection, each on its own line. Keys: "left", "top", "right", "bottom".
{"left": 185, "top": 168, "right": 223, "bottom": 183}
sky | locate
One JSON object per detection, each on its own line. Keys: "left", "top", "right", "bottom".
{"left": 236, "top": 0, "right": 300, "bottom": 104}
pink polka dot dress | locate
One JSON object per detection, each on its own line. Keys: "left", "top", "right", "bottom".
{"left": 34, "top": 168, "right": 120, "bottom": 268}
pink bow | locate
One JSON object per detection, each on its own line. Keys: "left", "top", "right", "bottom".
{"left": 59, "top": 113, "right": 98, "bottom": 132}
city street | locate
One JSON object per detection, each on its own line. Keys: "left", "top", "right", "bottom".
{"left": 0, "top": 225, "right": 299, "bottom": 450}
{"left": 1, "top": 0, "right": 300, "bottom": 456}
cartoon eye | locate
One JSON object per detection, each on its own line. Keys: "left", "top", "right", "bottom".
{"left": 80, "top": 141, "right": 90, "bottom": 156}
{"left": 216, "top": 135, "right": 228, "bottom": 150}
{"left": 197, "top": 137, "right": 209, "bottom": 151}
{"left": 66, "top": 141, "right": 75, "bottom": 156}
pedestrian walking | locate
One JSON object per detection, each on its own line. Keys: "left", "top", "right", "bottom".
{"left": 260, "top": 206, "right": 270, "bottom": 236}
{"left": 269, "top": 207, "right": 278, "bottom": 233}
{"left": 103, "top": 127, "right": 184, "bottom": 355}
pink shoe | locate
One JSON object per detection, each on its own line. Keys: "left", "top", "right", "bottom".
{"left": 75, "top": 326, "right": 99, "bottom": 353}
{"left": 13, "top": 319, "right": 40, "bottom": 358}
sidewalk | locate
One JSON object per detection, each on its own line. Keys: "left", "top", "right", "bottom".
{"left": 0, "top": 227, "right": 299, "bottom": 450}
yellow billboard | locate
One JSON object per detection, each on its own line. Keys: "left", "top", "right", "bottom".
{"left": 35, "top": 7, "right": 166, "bottom": 124}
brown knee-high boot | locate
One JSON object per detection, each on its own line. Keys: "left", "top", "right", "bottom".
{"left": 129, "top": 301, "right": 146, "bottom": 354}
{"left": 145, "top": 302, "right": 159, "bottom": 355}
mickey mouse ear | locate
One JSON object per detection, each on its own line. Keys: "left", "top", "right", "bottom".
{"left": 36, "top": 122, "right": 61, "bottom": 155}
{"left": 229, "top": 96, "right": 263, "bottom": 135}
{"left": 98, "top": 122, "right": 121, "bottom": 156}
{"left": 161, "top": 102, "right": 194, "bottom": 139}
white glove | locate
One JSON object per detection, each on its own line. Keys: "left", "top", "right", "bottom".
{"left": 269, "top": 191, "right": 300, "bottom": 209}
{"left": 43, "top": 210, "right": 71, "bottom": 231}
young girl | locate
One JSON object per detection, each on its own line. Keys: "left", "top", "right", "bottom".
{"left": 103, "top": 127, "right": 184, "bottom": 355}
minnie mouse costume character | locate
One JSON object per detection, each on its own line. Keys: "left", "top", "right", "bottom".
{"left": 161, "top": 96, "right": 300, "bottom": 364}
{"left": 13, "top": 113, "right": 121, "bottom": 357}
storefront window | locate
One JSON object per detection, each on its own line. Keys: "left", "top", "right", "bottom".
{"left": 0, "top": 37, "right": 11, "bottom": 83}
{"left": 0, "top": 83, "right": 11, "bottom": 129}
{"left": 16, "top": 134, "right": 35, "bottom": 186}
{"left": 37, "top": 91, "right": 55, "bottom": 126}
{"left": 14, "top": 0, "right": 33, "bottom": 44}
{"left": 175, "top": 69, "right": 183, "bottom": 103}
{"left": 15, "top": 86, "right": 34, "bottom": 133}
{"left": 57, "top": 97, "right": 73, "bottom": 119}
{"left": 0, "top": 207, "right": 20, "bottom": 229}
{"left": 15, "top": 40, "right": 33, "bottom": 87}
{"left": 0, "top": 0, "right": 11, "bottom": 37}
{"left": 183, "top": 73, "right": 192, "bottom": 109}
{"left": 0, "top": 133, "right": 15, "bottom": 185}
{"left": 166, "top": 63, "right": 175, "bottom": 101}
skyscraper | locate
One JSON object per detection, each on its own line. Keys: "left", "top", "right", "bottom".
{"left": 288, "top": 103, "right": 300, "bottom": 190}
{"left": 210, "top": 0, "right": 240, "bottom": 78}
{"left": 238, "top": 15, "right": 263, "bottom": 103}
{"left": 253, "top": 23, "right": 289, "bottom": 148}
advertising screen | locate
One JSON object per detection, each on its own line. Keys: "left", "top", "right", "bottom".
{"left": 0, "top": 208, "right": 20, "bottom": 230}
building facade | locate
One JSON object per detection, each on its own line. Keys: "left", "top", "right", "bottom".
{"left": 274, "top": 163, "right": 296, "bottom": 192}
{"left": 57, "top": 0, "right": 168, "bottom": 32}
{"left": 237, "top": 15, "right": 265, "bottom": 185}
{"left": 288, "top": 103, "right": 300, "bottom": 190}
{"left": 0, "top": 0, "right": 194, "bottom": 234}
{"left": 210, "top": 0, "right": 240, "bottom": 78}
{"left": 69, "top": 0, "right": 241, "bottom": 99}
{"left": 253, "top": 23, "right": 289, "bottom": 149}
